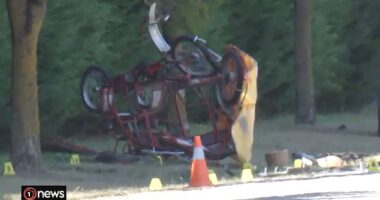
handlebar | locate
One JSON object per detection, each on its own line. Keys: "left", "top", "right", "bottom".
{"left": 193, "top": 36, "right": 222, "bottom": 64}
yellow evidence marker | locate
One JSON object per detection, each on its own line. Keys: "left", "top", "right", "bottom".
{"left": 241, "top": 168, "right": 254, "bottom": 182}
{"left": 208, "top": 172, "right": 218, "bottom": 185}
{"left": 149, "top": 177, "right": 163, "bottom": 191}
{"left": 70, "top": 154, "right": 80, "bottom": 165}
{"left": 3, "top": 162, "right": 16, "bottom": 176}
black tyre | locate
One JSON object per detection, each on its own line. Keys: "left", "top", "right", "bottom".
{"left": 80, "top": 66, "right": 110, "bottom": 113}
{"left": 216, "top": 51, "right": 244, "bottom": 106}
{"left": 171, "top": 35, "right": 217, "bottom": 77}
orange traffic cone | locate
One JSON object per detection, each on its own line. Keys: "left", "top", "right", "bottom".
{"left": 189, "top": 136, "right": 211, "bottom": 187}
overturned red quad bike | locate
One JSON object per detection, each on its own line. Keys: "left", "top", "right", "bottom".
{"left": 80, "top": 3, "right": 257, "bottom": 162}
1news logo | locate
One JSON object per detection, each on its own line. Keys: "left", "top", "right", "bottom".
{"left": 22, "top": 186, "right": 66, "bottom": 200}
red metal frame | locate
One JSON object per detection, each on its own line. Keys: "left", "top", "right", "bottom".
{"left": 98, "top": 61, "right": 235, "bottom": 160}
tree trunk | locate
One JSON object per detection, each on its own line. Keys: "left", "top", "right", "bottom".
{"left": 7, "top": 0, "right": 47, "bottom": 172}
{"left": 377, "top": 93, "right": 380, "bottom": 136}
{"left": 294, "top": 0, "right": 316, "bottom": 124}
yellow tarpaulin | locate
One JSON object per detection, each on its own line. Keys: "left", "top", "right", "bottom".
{"left": 227, "top": 45, "right": 258, "bottom": 164}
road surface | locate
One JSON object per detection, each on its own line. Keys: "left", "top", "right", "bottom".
{"left": 123, "top": 173, "right": 380, "bottom": 200}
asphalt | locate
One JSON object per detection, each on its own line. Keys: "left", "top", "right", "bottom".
{"left": 124, "top": 173, "right": 380, "bottom": 200}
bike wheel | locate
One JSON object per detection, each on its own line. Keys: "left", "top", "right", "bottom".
{"left": 216, "top": 50, "right": 244, "bottom": 106}
{"left": 172, "top": 35, "right": 216, "bottom": 77}
{"left": 80, "top": 66, "right": 110, "bottom": 113}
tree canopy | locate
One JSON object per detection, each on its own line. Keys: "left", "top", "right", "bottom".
{"left": 0, "top": 0, "right": 379, "bottom": 145}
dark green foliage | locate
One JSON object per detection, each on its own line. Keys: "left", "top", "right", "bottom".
{"left": 343, "top": 0, "right": 380, "bottom": 103}
{"left": 221, "top": 0, "right": 379, "bottom": 114}
{"left": 1, "top": 0, "right": 380, "bottom": 139}
{"left": 37, "top": 0, "right": 163, "bottom": 135}
{"left": 311, "top": 0, "right": 350, "bottom": 112}
{"left": 222, "top": 0, "right": 295, "bottom": 115}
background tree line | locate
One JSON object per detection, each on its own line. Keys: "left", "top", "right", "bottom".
{"left": 1, "top": 0, "right": 379, "bottom": 148}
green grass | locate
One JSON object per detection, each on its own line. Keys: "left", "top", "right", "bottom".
{"left": 256, "top": 107, "right": 377, "bottom": 132}
{"left": 1, "top": 108, "right": 379, "bottom": 198}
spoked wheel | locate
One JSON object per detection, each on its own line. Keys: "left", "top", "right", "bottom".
{"left": 80, "top": 66, "right": 111, "bottom": 113}
{"left": 172, "top": 35, "right": 217, "bottom": 77}
{"left": 216, "top": 50, "right": 244, "bottom": 107}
